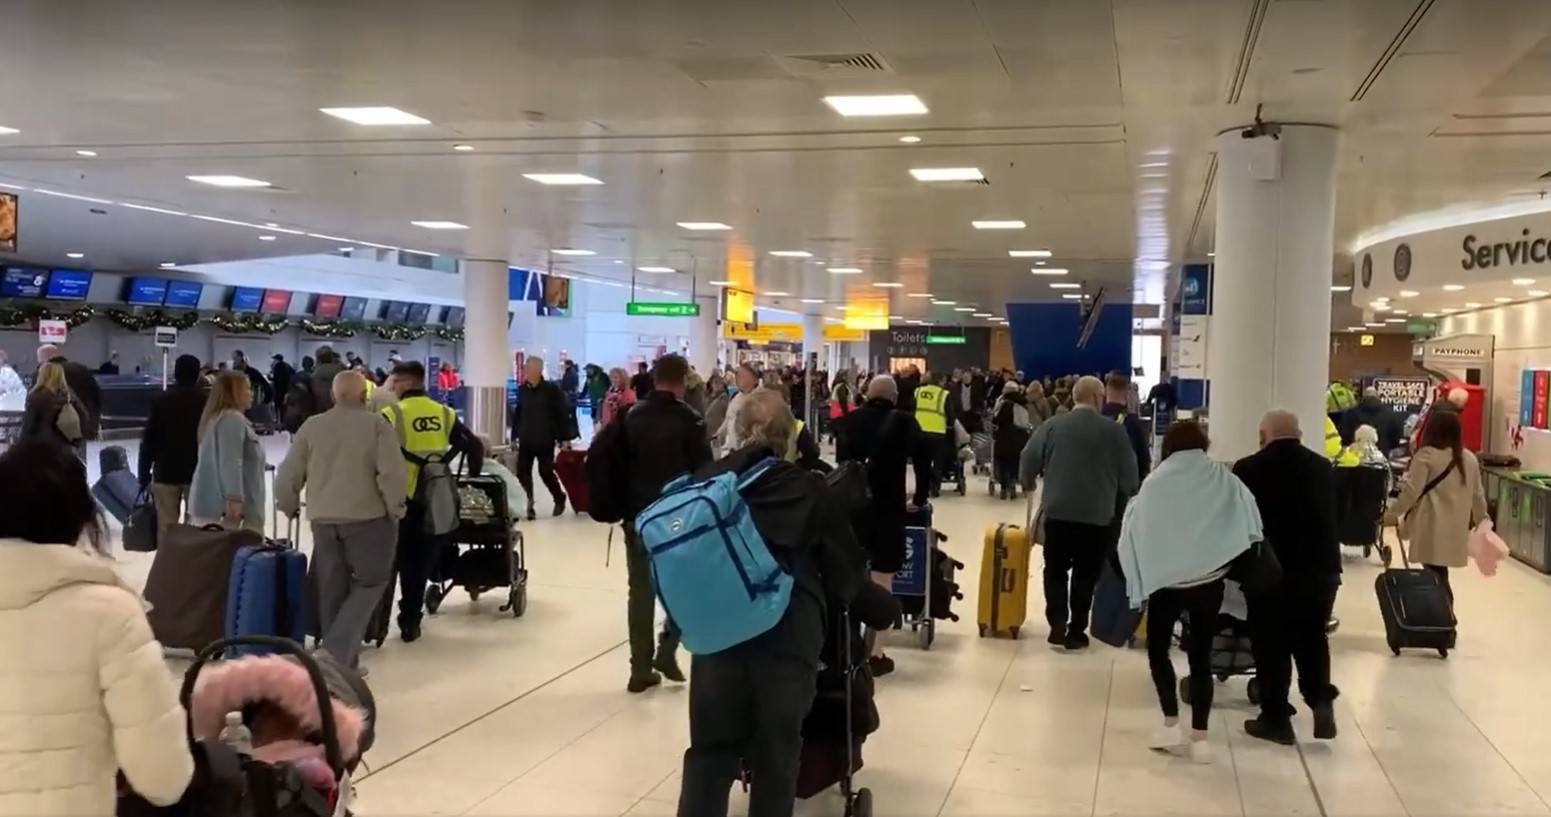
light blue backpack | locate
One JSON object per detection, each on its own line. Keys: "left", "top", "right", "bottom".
{"left": 636, "top": 457, "right": 792, "bottom": 655}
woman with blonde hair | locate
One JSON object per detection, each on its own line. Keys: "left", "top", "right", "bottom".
{"left": 20, "top": 360, "right": 87, "bottom": 455}
{"left": 189, "top": 371, "right": 268, "bottom": 531}
{"left": 600, "top": 366, "right": 637, "bottom": 426}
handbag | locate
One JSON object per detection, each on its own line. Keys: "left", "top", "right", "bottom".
{"left": 122, "top": 490, "right": 159, "bottom": 552}
{"left": 823, "top": 460, "right": 871, "bottom": 513}
{"left": 1229, "top": 540, "right": 1283, "bottom": 594}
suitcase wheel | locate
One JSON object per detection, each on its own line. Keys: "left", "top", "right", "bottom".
{"left": 919, "top": 619, "right": 934, "bottom": 650}
{"left": 1389, "top": 639, "right": 1400, "bottom": 656}
{"left": 426, "top": 584, "right": 445, "bottom": 615}
{"left": 1438, "top": 648, "right": 1449, "bottom": 659}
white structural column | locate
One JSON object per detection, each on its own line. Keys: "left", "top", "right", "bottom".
{"left": 801, "top": 313, "right": 825, "bottom": 427}
{"left": 1207, "top": 124, "right": 1341, "bottom": 461}
{"left": 689, "top": 292, "right": 720, "bottom": 375}
{"left": 462, "top": 259, "right": 512, "bottom": 443}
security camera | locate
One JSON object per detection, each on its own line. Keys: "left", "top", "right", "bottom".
{"left": 1240, "top": 105, "right": 1282, "bottom": 140}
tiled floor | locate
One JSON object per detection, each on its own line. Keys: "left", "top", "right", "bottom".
{"left": 97, "top": 438, "right": 1551, "bottom": 817}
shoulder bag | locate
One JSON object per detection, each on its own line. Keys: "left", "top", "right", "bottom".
{"left": 1397, "top": 458, "right": 1458, "bottom": 542}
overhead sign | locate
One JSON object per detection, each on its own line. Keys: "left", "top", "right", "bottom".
{"left": 722, "top": 288, "right": 755, "bottom": 324}
{"left": 926, "top": 334, "right": 967, "bottom": 345}
{"left": 723, "top": 321, "right": 866, "bottom": 345}
{"left": 36, "top": 319, "right": 67, "bottom": 345}
{"left": 1176, "top": 315, "right": 1209, "bottom": 378}
{"left": 1364, "top": 376, "right": 1430, "bottom": 414}
{"left": 627, "top": 301, "right": 700, "bottom": 317}
{"left": 153, "top": 327, "right": 178, "bottom": 349}
{"left": 1180, "top": 264, "right": 1212, "bottom": 315}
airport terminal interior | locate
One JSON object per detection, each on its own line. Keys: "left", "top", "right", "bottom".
{"left": 11, "top": 1, "right": 1551, "bottom": 816}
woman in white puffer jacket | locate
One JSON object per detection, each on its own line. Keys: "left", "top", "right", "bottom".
{"left": 0, "top": 440, "right": 193, "bottom": 815}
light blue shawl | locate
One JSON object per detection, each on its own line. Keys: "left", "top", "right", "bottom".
{"left": 1116, "top": 450, "right": 1263, "bottom": 607}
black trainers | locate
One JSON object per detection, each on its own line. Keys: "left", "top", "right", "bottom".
{"left": 525, "top": 504, "right": 537, "bottom": 522}
{"left": 868, "top": 654, "right": 896, "bottom": 677}
{"left": 627, "top": 672, "right": 662, "bottom": 694}
{"left": 1063, "top": 631, "right": 1091, "bottom": 651}
{"left": 1311, "top": 701, "right": 1338, "bottom": 740}
{"left": 1244, "top": 718, "right": 1297, "bottom": 745}
{"left": 554, "top": 495, "right": 568, "bottom": 517}
{"left": 399, "top": 619, "right": 422, "bottom": 644}
{"left": 1046, "top": 625, "right": 1067, "bottom": 646}
{"left": 653, "top": 649, "right": 686, "bottom": 684}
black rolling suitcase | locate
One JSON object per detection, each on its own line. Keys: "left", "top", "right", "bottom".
{"left": 1375, "top": 536, "right": 1457, "bottom": 657}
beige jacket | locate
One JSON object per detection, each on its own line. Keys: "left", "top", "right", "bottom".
{"left": 276, "top": 403, "right": 408, "bottom": 524}
{"left": 1385, "top": 446, "right": 1488, "bottom": 567}
{"left": 0, "top": 541, "right": 192, "bottom": 815}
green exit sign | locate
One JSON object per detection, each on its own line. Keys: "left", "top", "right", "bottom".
{"left": 926, "top": 335, "right": 967, "bottom": 345}
{"left": 626, "top": 302, "right": 700, "bottom": 317}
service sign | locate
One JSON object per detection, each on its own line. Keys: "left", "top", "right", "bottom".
{"left": 1364, "top": 376, "right": 1430, "bottom": 414}
{"left": 36, "top": 319, "right": 66, "bottom": 345}
{"left": 153, "top": 326, "right": 178, "bottom": 349}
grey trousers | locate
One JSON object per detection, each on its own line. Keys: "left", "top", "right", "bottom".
{"left": 311, "top": 516, "right": 397, "bottom": 666}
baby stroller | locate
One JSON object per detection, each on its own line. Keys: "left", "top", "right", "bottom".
{"left": 119, "top": 635, "right": 372, "bottom": 817}
{"left": 1336, "top": 464, "right": 1392, "bottom": 562}
{"left": 1176, "top": 582, "right": 1260, "bottom": 706}
{"left": 424, "top": 474, "right": 528, "bottom": 618}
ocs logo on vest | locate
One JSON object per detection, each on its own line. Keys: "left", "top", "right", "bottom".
{"left": 410, "top": 415, "right": 445, "bottom": 433}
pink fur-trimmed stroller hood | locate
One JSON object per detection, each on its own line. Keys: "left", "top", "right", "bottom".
{"left": 188, "top": 654, "right": 368, "bottom": 763}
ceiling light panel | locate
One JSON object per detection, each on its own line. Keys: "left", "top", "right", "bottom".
{"left": 186, "top": 175, "right": 271, "bottom": 188}
{"left": 319, "top": 106, "right": 430, "bottom": 126}
{"left": 523, "top": 173, "right": 603, "bottom": 186}
{"left": 0, "top": 126, "right": 17, "bottom": 135}
{"left": 910, "top": 167, "right": 984, "bottom": 182}
{"left": 410, "top": 220, "right": 469, "bottom": 230}
{"left": 872, "top": 282, "right": 904, "bottom": 288}
{"left": 1050, "top": 282, "right": 1081, "bottom": 289}
{"left": 769, "top": 250, "right": 813, "bottom": 258}
{"left": 551, "top": 249, "right": 594, "bottom": 256}
{"left": 822, "top": 94, "right": 928, "bottom": 117}
{"left": 827, "top": 267, "right": 862, "bottom": 274}
{"left": 1031, "top": 268, "right": 1070, "bottom": 276}
{"left": 678, "top": 222, "right": 732, "bottom": 231}
{"left": 1009, "top": 250, "right": 1053, "bottom": 258}
{"left": 637, "top": 266, "right": 676, "bottom": 273}
{"left": 972, "top": 220, "right": 1026, "bottom": 230}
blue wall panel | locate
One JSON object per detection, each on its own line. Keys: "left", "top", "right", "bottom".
{"left": 1006, "top": 303, "right": 1132, "bottom": 381}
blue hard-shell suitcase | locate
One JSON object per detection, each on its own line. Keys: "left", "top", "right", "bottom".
{"left": 225, "top": 543, "right": 307, "bottom": 655}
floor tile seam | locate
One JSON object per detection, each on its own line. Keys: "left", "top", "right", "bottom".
{"left": 1441, "top": 674, "right": 1551, "bottom": 812}
{"left": 1348, "top": 709, "right": 1413, "bottom": 817}
{"left": 1223, "top": 709, "right": 1249, "bottom": 817}
{"left": 1088, "top": 657, "right": 1117, "bottom": 817}
{"left": 1293, "top": 738, "right": 1331, "bottom": 817}
{"left": 932, "top": 638, "right": 1020, "bottom": 817}
{"left": 357, "top": 638, "right": 628, "bottom": 783}
{"left": 456, "top": 709, "right": 631, "bottom": 817}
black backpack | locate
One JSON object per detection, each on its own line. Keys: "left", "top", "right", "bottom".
{"left": 584, "top": 416, "right": 631, "bottom": 524}
{"left": 281, "top": 374, "right": 319, "bottom": 433}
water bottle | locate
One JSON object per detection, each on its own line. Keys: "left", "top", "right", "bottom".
{"left": 218, "top": 711, "right": 252, "bottom": 755}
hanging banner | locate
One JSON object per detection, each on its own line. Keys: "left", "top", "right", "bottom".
{"left": 1361, "top": 376, "right": 1431, "bottom": 414}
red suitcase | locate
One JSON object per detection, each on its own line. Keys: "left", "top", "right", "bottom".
{"left": 556, "top": 448, "right": 589, "bottom": 514}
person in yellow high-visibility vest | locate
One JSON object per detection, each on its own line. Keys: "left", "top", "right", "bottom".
{"left": 379, "top": 361, "right": 484, "bottom": 643}
{"left": 915, "top": 373, "right": 952, "bottom": 497}
{"left": 1322, "top": 415, "right": 1343, "bottom": 461}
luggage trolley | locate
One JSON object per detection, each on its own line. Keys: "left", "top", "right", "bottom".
{"left": 892, "top": 507, "right": 957, "bottom": 648}
{"left": 425, "top": 474, "right": 528, "bottom": 618}
{"left": 791, "top": 606, "right": 874, "bottom": 817}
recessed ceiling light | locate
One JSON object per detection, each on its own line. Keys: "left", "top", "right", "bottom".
{"left": 1422, "top": 312, "right": 1438, "bottom": 318}
{"left": 75, "top": 150, "right": 97, "bottom": 158}
{"left": 972, "top": 220, "right": 1026, "bottom": 230}
{"left": 931, "top": 300, "right": 956, "bottom": 306}
{"left": 898, "top": 135, "right": 922, "bottom": 144}
{"left": 410, "top": 220, "right": 469, "bottom": 230}
{"left": 1495, "top": 297, "right": 1513, "bottom": 303}
{"left": 1366, "top": 322, "right": 1385, "bottom": 328}
{"left": 65, "top": 252, "right": 84, "bottom": 259}
{"left": 1443, "top": 284, "right": 1465, "bottom": 291}
{"left": 339, "top": 247, "right": 355, "bottom": 253}
{"left": 1061, "top": 293, "right": 1083, "bottom": 300}
{"left": 1035, "top": 260, "right": 1049, "bottom": 266}
{"left": 1398, "top": 290, "right": 1420, "bottom": 298}
{"left": 1394, "top": 309, "right": 1409, "bottom": 315}
{"left": 159, "top": 262, "right": 177, "bottom": 268}
{"left": 1009, "top": 250, "right": 1053, "bottom": 258}
{"left": 319, "top": 106, "right": 431, "bottom": 126}
{"left": 1140, "top": 161, "right": 1167, "bottom": 168}
{"left": 0, "top": 126, "right": 17, "bottom": 135}
{"left": 1207, "top": 252, "right": 1216, "bottom": 257}
{"left": 822, "top": 94, "right": 928, "bottom": 117}
{"left": 258, "top": 235, "right": 277, "bottom": 241}
{"left": 769, "top": 250, "right": 813, "bottom": 258}
{"left": 551, "top": 249, "right": 595, "bottom": 256}
{"left": 1532, "top": 290, "right": 1550, "bottom": 297}
{"left": 872, "top": 282, "right": 904, "bottom": 288}
{"left": 910, "top": 167, "right": 984, "bottom": 182}
{"left": 953, "top": 307, "right": 975, "bottom": 312}
{"left": 1031, "top": 268, "right": 1070, "bottom": 276}
{"left": 1385, "top": 318, "right": 1406, "bottom": 323}
{"left": 764, "top": 291, "right": 790, "bottom": 297}
{"left": 972, "top": 312, "right": 992, "bottom": 317}
{"left": 523, "top": 173, "right": 604, "bottom": 186}
{"left": 452, "top": 144, "right": 475, "bottom": 152}
{"left": 708, "top": 280, "right": 734, "bottom": 286}
{"left": 889, "top": 314, "right": 904, "bottom": 320}
{"left": 1514, "top": 278, "right": 1537, "bottom": 286}
{"left": 637, "top": 266, "right": 676, "bottom": 273}
{"left": 1050, "top": 282, "right": 1081, "bottom": 289}
{"left": 677, "top": 221, "right": 732, "bottom": 231}
{"left": 907, "top": 292, "right": 934, "bottom": 298}
{"left": 186, "top": 174, "right": 271, "bottom": 188}
{"left": 827, "top": 267, "right": 863, "bottom": 274}
{"left": 1330, "top": 285, "right": 1352, "bottom": 292}
{"left": 1465, "top": 302, "right": 1482, "bottom": 308}
{"left": 834, "top": 305, "right": 853, "bottom": 311}
{"left": 1373, "top": 304, "right": 1391, "bottom": 312}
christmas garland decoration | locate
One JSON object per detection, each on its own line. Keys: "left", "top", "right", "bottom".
{"left": 104, "top": 308, "right": 199, "bottom": 332}
{"left": 207, "top": 312, "right": 291, "bottom": 335}
{"left": 0, "top": 303, "right": 96, "bottom": 329}
{"left": 299, "top": 318, "right": 364, "bottom": 338}
{"left": 372, "top": 323, "right": 427, "bottom": 341}
{"left": 434, "top": 326, "right": 465, "bottom": 343}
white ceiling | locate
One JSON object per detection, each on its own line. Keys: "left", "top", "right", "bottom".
{"left": 3, "top": 0, "right": 1551, "bottom": 324}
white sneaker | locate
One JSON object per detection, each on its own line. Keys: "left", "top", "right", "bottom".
{"left": 1188, "top": 739, "right": 1213, "bottom": 765}
{"left": 1149, "top": 723, "right": 1184, "bottom": 752}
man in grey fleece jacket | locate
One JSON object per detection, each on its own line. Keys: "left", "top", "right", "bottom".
{"left": 275, "top": 369, "right": 407, "bottom": 666}
{"left": 1020, "top": 375, "right": 1140, "bottom": 650}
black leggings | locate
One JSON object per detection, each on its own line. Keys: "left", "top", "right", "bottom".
{"left": 1145, "top": 580, "right": 1225, "bottom": 731}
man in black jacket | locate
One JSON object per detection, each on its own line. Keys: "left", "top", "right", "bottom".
{"left": 1232, "top": 410, "right": 1341, "bottom": 745}
{"left": 618, "top": 354, "right": 715, "bottom": 692}
{"left": 630, "top": 361, "right": 654, "bottom": 401}
{"left": 1340, "top": 387, "right": 1401, "bottom": 450}
{"left": 676, "top": 389, "right": 868, "bottom": 817}
{"left": 511, "top": 356, "right": 574, "bottom": 520}
{"left": 835, "top": 374, "right": 932, "bottom": 676}
{"left": 269, "top": 354, "right": 295, "bottom": 419}
{"left": 1103, "top": 371, "right": 1151, "bottom": 482}
{"left": 138, "top": 354, "right": 206, "bottom": 536}
{"left": 36, "top": 344, "right": 101, "bottom": 440}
